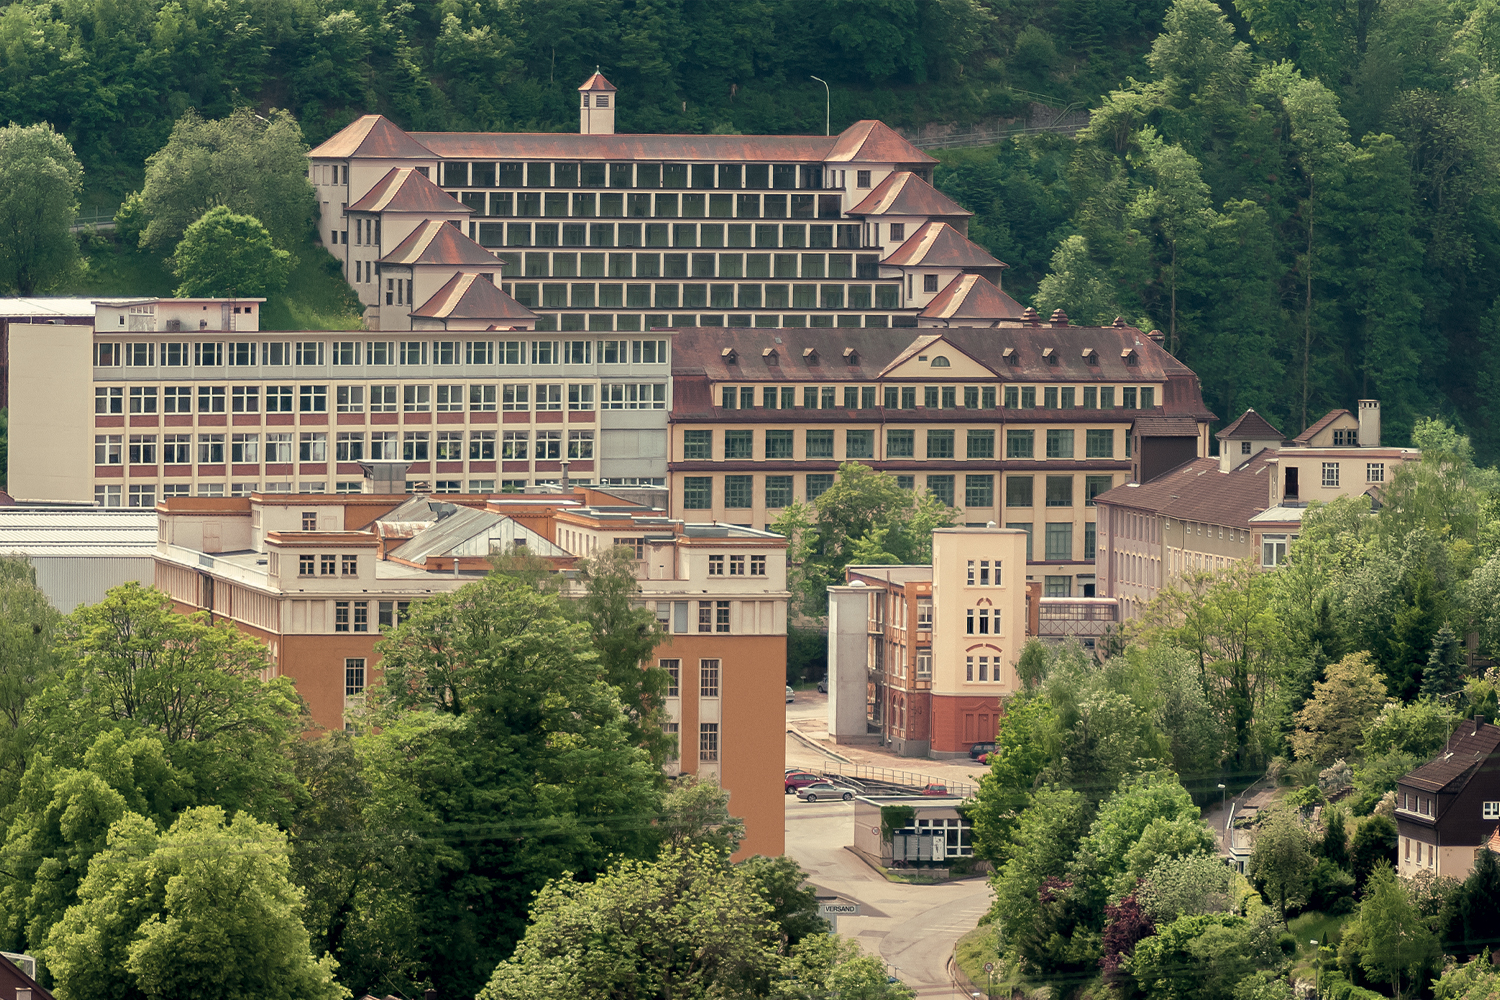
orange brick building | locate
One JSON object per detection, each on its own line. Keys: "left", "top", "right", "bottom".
{"left": 153, "top": 487, "right": 789, "bottom": 857}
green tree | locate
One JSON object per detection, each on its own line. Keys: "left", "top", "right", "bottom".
{"left": 138, "top": 108, "right": 316, "bottom": 251}
{"left": 1349, "top": 814, "right": 1397, "bottom": 891}
{"left": 988, "top": 788, "right": 1093, "bottom": 971}
{"left": 477, "top": 847, "right": 780, "bottom": 1000}
{"left": 46, "top": 806, "right": 347, "bottom": 1000}
{"left": 1033, "top": 234, "right": 1122, "bottom": 326}
{"left": 1250, "top": 807, "right": 1316, "bottom": 922}
{"left": 1439, "top": 844, "right": 1500, "bottom": 957}
{"left": 1345, "top": 862, "right": 1440, "bottom": 999}
{"left": 970, "top": 696, "right": 1055, "bottom": 860}
{"left": 1138, "top": 852, "right": 1236, "bottom": 925}
{"left": 1421, "top": 625, "right": 1466, "bottom": 700}
{"left": 0, "top": 122, "right": 82, "bottom": 294}
{"left": 658, "top": 774, "right": 746, "bottom": 855}
{"left": 772, "top": 933, "right": 916, "bottom": 1000}
{"left": 0, "top": 557, "right": 64, "bottom": 800}
{"left": 738, "top": 854, "right": 828, "bottom": 953}
{"left": 571, "top": 544, "right": 672, "bottom": 764}
{"left": 1069, "top": 771, "right": 1202, "bottom": 907}
{"left": 1291, "top": 652, "right": 1388, "bottom": 764}
{"left": 358, "top": 574, "right": 663, "bottom": 997}
{"left": 1126, "top": 913, "right": 1260, "bottom": 1000}
{"left": 171, "top": 205, "right": 293, "bottom": 298}
{"left": 0, "top": 731, "right": 184, "bottom": 957}
{"left": 47, "top": 582, "right": 304, "bottom": 824}
{"left": 1359, "top": 697, "right": 1459, "bottom": 759}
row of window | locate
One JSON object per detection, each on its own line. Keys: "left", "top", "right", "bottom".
{"left": 495, "top": 250, "right": 877, "bottom": 282}
{"left": 474, "top": 220, "right": 867, "bottom": 251}
{"left": 297, "top": 553, "right": 359, "bottom": 577}
{"left": 681, "top": 428, "right": 1120, "bottom": 461}
{"left": 718, "top": 384, "right": 1157, "bottom": 412}
{"left": 95, "top": 430, "right": 595, "bottom": 465}
{"left": 437, "top": 160, "right": 835, "bottom": 192}
{"left": 95, "top": 382, "right": 665, "bottom": 414}
{"left": 465, "top": 191, "right": 850, "bottom": 224}
{"left": 1318, "top": 461, "right": 1386, "bottom": 487}
{"left": 964, "top": 655, "right": 1004, "bottom": 682}
{"left": 659, "top": 657, "right": 731, "bottom": 699}
{"left": 506, "top": 280, "right": 896, "bottom": 313}
{"left": 96, "top": 481, "right": 523, "bottom": 506}
{"left": 524, "top": 312, "right": 902, "bottom": 333}
{"left": 706, "top": 554, "right": 768, "bottom": 577}
{"left": 95, "top": 339, "right": 669, "bottom": 370}
{"left": 680, "top": 473, "right": 1114, "bottom": 512}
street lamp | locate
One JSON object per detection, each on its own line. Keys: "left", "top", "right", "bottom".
{"left": 811, "top": 76, "right": 830, "bottom": 136}
{"left": 1311, "top": 939, "right": 1319, "bottom": 994}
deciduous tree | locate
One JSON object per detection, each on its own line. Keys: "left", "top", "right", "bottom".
{"left": 171, "top": 206, "right": 293, "bottom": 298}
{"left": 1250, "top": 807, "right": 1316, "bottom": 922}
{"left": 1292, "top": 652, "right": 1388, "bottom": 764}
{"left": 0, "top": 122, "right": 82, "bottom": 294}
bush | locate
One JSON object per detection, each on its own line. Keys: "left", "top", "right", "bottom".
{"left": 1320, "top": 970, "right": 1388, "bottom": 1000}
{"left": 1306, "top": 859, "right": 1357, "bottom": 914}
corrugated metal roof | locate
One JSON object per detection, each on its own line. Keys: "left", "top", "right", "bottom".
{"left": 385, "top": 506, "right": 567, "bottom": 561}
{"left": 0, "top": 510, "right": 156, "bottom": 553}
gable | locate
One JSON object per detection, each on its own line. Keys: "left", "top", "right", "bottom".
{"left": 881, "top": 336, "right": 996, "bottom": 379}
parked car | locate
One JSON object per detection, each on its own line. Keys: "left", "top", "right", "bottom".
{"left": 969, "top": 742, "right": 996, "bottom": 761}
{"left": 784, "top": 771, "right": 823, "bottom": 793}
{"left": 796, "top": 782, "right": 853, "bottom": 802}
{"left": 786, "top": 685, "right": 795, "bottom": 703}
{"left": 920, "top": 783, "right": 949, "bottom": 796}
{"left": 816, "top": 676, "right": 828, "bottom": 693}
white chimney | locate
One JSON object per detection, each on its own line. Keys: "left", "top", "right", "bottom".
{"left": 1358, "top": 399, "right": 1380, "bottom": 448}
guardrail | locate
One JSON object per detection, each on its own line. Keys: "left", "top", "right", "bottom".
{"left": 814, "top": 761, "right": 977, "bottom": 799}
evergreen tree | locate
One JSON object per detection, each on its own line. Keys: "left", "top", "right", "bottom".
{"left": 1421, "top": 624, "right": 1465, "bottom": 700}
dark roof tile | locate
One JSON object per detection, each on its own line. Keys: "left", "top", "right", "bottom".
{"left": 826, "top": 121, "right": 938, "bottom": 165}
{"left": 848, "top": 171, "right": 971, "bottom": 218}
{"left": 1216, "top": 408, "right": 1285, "bottom": 442}
{"left": 1293, "top": 409, "right": 1352, "bottom": 445}
{"left": 1402, "top": 720, "right": 1500, "bottom": 794}
{"left": 1092, "top": 452, "right": 1275, "bottom": 527}
{"left": 347, "top": 167, "right": 470, "bottom": 215}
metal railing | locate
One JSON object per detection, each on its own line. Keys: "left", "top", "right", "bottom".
{"left": 813, "top": 761, "right": 976, "bottom": 799}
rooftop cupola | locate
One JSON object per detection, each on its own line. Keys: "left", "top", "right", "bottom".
{"left": 578, "top": 70, "right": 617, "bottom": 135}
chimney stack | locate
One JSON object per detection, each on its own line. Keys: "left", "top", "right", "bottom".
{"left": 1358, "top": 399, "right": 1380, "bottom": 448}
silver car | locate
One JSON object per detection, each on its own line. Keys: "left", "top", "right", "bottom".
{"left": 795, "top": 782, "right": 853, "bottom": 802}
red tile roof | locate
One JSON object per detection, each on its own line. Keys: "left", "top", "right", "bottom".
{"left": 1216, "top": 408, "right": 1285, "bottom": 442}
{"left": 883, "top": 222, "right": 1007, "bottom": 270}
{"left": 412, "top": 273, "right": 536, "bottom": 322}
{"left": 848, "top": 171, "right": 972, "bottom": 218}
{"left": 670, "top": 324, "right": 1205, "bottom": 388}
{"left": 919, "top": 274, "right": 1025, "bottom": 322}
{"left": 1092, "top": 452, "right": 1276, "bottom": 527}
{"left": 1293, "top": 408, "right": 1351, "bottom": 445}
{"left": 826, "top": 121, "right": 938, "bottom": 165}
{"left": 1402, "top": 721, "right": 1500, "bottom": 794}
{"left": 309, "top": 115, "right": 436, "bottom": 160}
{"left": 578, "top": 71, "right": 617, "bottom": 93}
{"left": 379, "top": 220, "right": 504, "bottom": 267}
{"left": 346, "top": 168, "right": 470, "bottom": 215}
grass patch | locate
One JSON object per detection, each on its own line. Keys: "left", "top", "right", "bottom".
{"left": 955, "top": 924, "right": 1022, "bottom": 998}
{"left": 69, "top": 231, "right": 363, "bottom": 332}
{"left": 1288, "top": 910, "right": 1352, "bottom": 981}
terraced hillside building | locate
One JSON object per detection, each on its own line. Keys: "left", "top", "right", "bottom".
{"left": 668, "top": 314, "right": 1215, "bottom": 599}
{"left": 308, "top": 72, "right": 1027, "bottom": 334}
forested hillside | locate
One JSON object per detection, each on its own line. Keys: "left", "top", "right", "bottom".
{"left": 5, "top": 0, "right": 1500, "bottom": 455}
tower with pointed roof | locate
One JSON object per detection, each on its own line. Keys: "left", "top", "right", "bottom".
{"left": 579, "top": 70, "right": 617, "bottom": 135}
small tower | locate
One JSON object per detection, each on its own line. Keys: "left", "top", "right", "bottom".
{"left": 578, "top": 70, "right": 617, "bottom": 135}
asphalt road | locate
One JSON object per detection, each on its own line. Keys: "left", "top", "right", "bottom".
{"left": 784, "top": 691, "right": 994, "bottom": 997}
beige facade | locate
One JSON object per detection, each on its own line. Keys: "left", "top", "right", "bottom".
{"left": 828, "top": 527, "right": 1037, "bottom": 758}
{"left": 9, "top": 298, "right": 677, "bottom": 505}
{"left": 671, "top": 324, "right": 1213, "bottom": 597}
{"left": 154, "top": 488, "right": 790, "bottom": 858}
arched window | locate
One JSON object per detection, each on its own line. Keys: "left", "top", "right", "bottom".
{"left": 930, "top": 356, "right": 951, "bottom": 367}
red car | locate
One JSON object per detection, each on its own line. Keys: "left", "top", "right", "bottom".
{"left": 784, "top": 771, "right": 823, "bottom": 793}
{"left": 920, "top": 783, "right": 949, "bottom": 796}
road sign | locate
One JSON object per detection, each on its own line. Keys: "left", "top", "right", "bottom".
{"left": 983, "top": 962, "right": 995, "bottom": 973}
{"left": 820, "top": 902, "right": 861, "bottom": 916}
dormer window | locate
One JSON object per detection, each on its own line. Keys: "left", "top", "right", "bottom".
{"left": 1121, "top": 349, "right": 1138, "bottom": 366}
{"left": 843, "top": 346, "right": 858, "bottom": 365}
{"left": 762, "top": 347, "right": 779, "bottom": 364}
{"left": 1042, "top": 348, "right": 1057, "bottom": 365}
{"left": 1082, "top": 348, "right": 1098, "bottom": 365}
{"left": 803, "top": 347, "right": 819, "bottom": 363}
{"left": 721, "top": 347, "right": 737, "bottom": 363}
{"left": 1002, "top": 347, "right": 1018, "bottom": 367}
{"left": 930, "top": 356, "right": 950, "bottom": 368}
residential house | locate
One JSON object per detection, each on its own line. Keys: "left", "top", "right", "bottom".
{"left": 1397, "top": 720, "right": 1500, "bottom": 880}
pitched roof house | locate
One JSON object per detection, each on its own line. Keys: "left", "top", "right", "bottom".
{"left": 1397, "top": 720, "right": 1500, "bottom": 880}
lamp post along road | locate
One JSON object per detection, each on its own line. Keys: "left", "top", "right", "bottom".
{"left": 811, "top": 76, "right": 829, "bottom": 136}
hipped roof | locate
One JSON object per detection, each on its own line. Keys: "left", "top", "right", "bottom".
{"left": 411, "top": 273, "right": 536, "bottom": 321}
{"left": 1091, "top": 452, "right": 1276, "bottom": 527}
{"left": 848, "top": 171, "right": 971, "bottom": 218}
{"left": 347, "top": 167, "right": 470, "bottom": 215}
{"left": 1216, "top": 408, "right": 1285, "bottom": 442}
{"left": 379, "top": 220, "right": 503, "bottom": 267}
{"left": 309, "top": 115, "right": 436, "bottom": 160}
{"left": 883, "top": 222, "right": 1006, "bottom": 270}
{"left": 919, "top": 274, "right": 1025, "bottom": 321}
